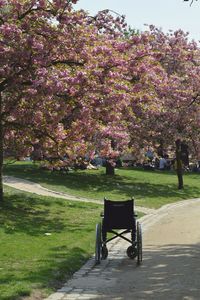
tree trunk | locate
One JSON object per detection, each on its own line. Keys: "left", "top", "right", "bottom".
{"left": 105, "top": 160, "right": 115, "bottom": 175}
{"left": 175, "top": 139, "right": 184, "bottom": 189}
{"left": 0, "top": 92, "right": 3, "bottom": 203}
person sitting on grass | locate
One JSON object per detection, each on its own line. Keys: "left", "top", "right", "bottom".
{"left": 159, "top": 156, "right": 167, "bottom": 170}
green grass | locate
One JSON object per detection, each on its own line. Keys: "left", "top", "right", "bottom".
{"left": 1, "top": 161, "right": 199, "bottom": 299}
{"left": 0, "top": 186, "right": 102, "bottom": 300}
{"left": 4, "top": 161, "right": 200, "bottom": 208}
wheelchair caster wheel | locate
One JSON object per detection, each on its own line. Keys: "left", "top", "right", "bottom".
{"left": 101, "top": 245, "right": 108, "bottom": 259}
{"left": 126, "top": 246, "right": 137, "bottom": 259}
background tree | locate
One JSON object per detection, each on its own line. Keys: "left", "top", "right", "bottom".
{"left": 126, "top": 27, "right": 200, "bottom": 188}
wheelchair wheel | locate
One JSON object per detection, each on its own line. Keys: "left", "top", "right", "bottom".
{"left": 126, "top": 245, "right": 137, "bottom": 259}
{"left": 95, "top": 223, "right": 102, "bottom": 264}
{"left": 101, "top": 245, "right": 108, "bottom": 259}
{"left": 137, "top": 221, "right": 142, "bottom": 265}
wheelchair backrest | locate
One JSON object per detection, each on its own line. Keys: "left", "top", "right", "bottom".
{"left": 103, "top": 199, "right": 135, "bottom": 230}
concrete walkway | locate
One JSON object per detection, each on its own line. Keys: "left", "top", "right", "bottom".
{"left": 3, "top": 176, "right": 200, "bottom": 299}
{"left": 45, "top": 198, "right": 200, "bottom": 300}
{"left": 3, "top": 176, "right": 155, "bottom": 215}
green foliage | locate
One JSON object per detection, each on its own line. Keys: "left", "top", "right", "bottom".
{"left": 123, "top": 26, "right": 140, "bottom": 37}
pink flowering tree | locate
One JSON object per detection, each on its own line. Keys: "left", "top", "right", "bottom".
{"left": 1, "top": 1, "right": 199, "bottom": 205}
{"left": 0, "top": 0, "right": 132, "bottom": 202}
{"left": 126, "top": 27, "right": 200, "bottom": 188}
{"left": 1, "top": 0, "right": 87, "bottom": 202}
{"left": 124, "top": 31, "right": 168, "bottom": 151}
{"left": 149, "top": 28, "right": 200, "bottom": 189}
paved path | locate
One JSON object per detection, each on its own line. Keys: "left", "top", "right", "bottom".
{"left": 3, "top": 176, "right": 200, "bottom": 299}
{"left": 3, "top": 176, "right": 154, "bottom": 214}
{"left": 45, "top": 198, "right": 200, "bottom": 300}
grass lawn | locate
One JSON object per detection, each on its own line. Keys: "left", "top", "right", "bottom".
{"left": 0, "top": 186, "right": 103, "bottom": 300}
{"left": 4, "top": 161, "right": 200, "bottom": 208}
{"left": 1, "top": 161, "right": 199, "bottom": 299}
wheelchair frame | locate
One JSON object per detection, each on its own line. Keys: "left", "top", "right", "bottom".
{"left": 95, "top": 197, "right": 142, "bottom": 265}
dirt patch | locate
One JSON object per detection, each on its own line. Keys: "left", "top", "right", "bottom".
{"left": 21, "top": 290, "right": 46, "bottom": 300}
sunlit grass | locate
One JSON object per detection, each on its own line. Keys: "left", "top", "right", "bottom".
{"left": 4, "top": 161, "right": 200, "bottom": 208}
{"left": 0, "top": 186, "right": 102, "bottom": 300}
{"left": 1, "top": 161, "right": 199, "bottom": 299}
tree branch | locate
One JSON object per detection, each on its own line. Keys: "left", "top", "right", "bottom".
{"left": 184, "top": 0, "right": 198, "bottom": 6}
{"left": 188, "top": 93, "right": 200, "bottom": 107}
{"left": 4, "top": 120, "right": 58, "bottom": 144}
{"left": 18, "top": 6, "right": 54, "bottom": 20}
{"left": 50, "top": 60, "right": 84, "bottom": 67}
{"left": 0, "top": 16, "right": 4, "bottom": 25}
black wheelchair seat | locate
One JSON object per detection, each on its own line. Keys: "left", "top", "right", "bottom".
{"left": 95, "top": 197, "right": 142, "bottom": 265}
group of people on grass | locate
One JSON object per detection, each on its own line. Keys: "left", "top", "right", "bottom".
{"left": 144, "top": 147, "right": 171, "bottom": 171}
{"left": 144, "top": 142, "right": 191, "bottom": 171}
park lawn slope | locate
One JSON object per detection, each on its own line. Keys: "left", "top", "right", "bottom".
{"left": 4, "top": 161, "right": 200, "bottom": 208}
{"left": 0, "top": 186, "right": 102, "bottom": 300}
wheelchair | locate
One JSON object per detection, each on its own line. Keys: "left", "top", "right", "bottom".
{"left": 95, "top": 197, "right": 142, "bottom": 265}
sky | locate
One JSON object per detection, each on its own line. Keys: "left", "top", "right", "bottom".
{"left": 75, "top": 0, "right": 200, "bottom": 43}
